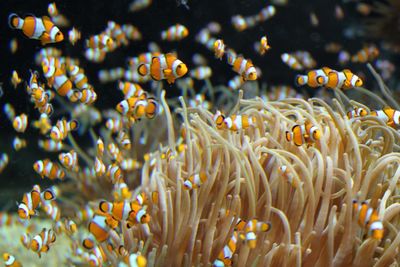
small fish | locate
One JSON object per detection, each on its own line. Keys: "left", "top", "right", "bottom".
{"left": 285, "top": 121, "right": 321, "bottom": 146}
{"left": 47, "top": 2, "right": 70, "bottom": 27}
{"left": 83, "top": 212, "right": 115, "bottom": 250}
{"left": 13, "top": 114, "right": 28, "bottom": 133}
{"left": 214, "top": 110, "right": 256, "bottom": 131}
{"left": 213, "top": 39, "right": 225, "bottom": 60}
{"left": 190, "top": 66, "right": 212, "bottom": 80}
{"left": 353, "top": 200, "right": 384, "bottom": 240}
{"left": 99, "top": 201, "right": 150, "bottom": 225}
{"left": 183, "top": 171, "right": 207, "bottom": 189}
{"left": 3, "top": 253, "right": 22, "bottom": 267}
{"left": 213, "top": 231, "right": 238, "bottom": 266}
{"left": 227, "top": 52, "right": 257, "bottom": 81}
{"left": 295, "top": 67, "right": 332, "bottom": 88}
{"left": 138, "top": 53, "right": 188, "bottom": 84}
{"left": 50, "top": 119, "right": 79, "bottom": 141}
{"left": 30, "top": 228, "right": 56, "bottom": 257}
{"left": 351, "top": 45, "right": 379, "bottom": 63}
{"left": 255, "top": 36, "right": 271, "bottom": 55}
{"left": 281, "top": 53, "right": 303, "bottom": 70}
{"left": 371, "top": 107, "right": 400, "bottom": 128}
{"left": 12, "top": 137, "right": 27, "bottom": 151}
{"left": 161, "top": 24, "right": 189, "bottom": 41}
{"left": 8, "top": 13, "right": 64, "bottom": 45}
{"left": 11, "top": 70, "right": 22, "bottom": 88}
{"left": 347, "top": 107, "right": 368, "bottom": 119}
{"left": 33, "top": 159, "right": 65, "bottom": 180}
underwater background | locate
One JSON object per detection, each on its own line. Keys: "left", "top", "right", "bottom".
{"left": 1, "top": 0, "right": 400, "bottom": 266}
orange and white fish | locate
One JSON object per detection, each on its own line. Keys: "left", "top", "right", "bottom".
{"left": 86, "top": 33, "right": 114, "bottom": 51}
{"left": 347, "top": 107, "right": 369, "bottom": 119}
{"left": 183, "top": 171, "right": 207, "bottom": 190}
{"left": 68, "top": 65, "right": 89, "bottom": 89}
{"left": 32, "top": 114, "right": 52, "bottom": 135}
{"left": 68, "top": 27, "right": 81, "bottom": 45}
{"left": 351, "top": 45, "right": 379, "bottom": 63}
{"left": 8, "top": 13, "right": 64, "bottom": 45}
{"left": 116, "top": 130, "right": 131, "bottom": 150}
{"left": 295, "top": 67, "right": 332, "bottom": 88}
{"left": 213, "top": 110, "right": 256, "bottom": 131}
{"left": 13, "top": 114, "right": 28, "bottom": 133}
{"left": 50, "top": 119, "right": 79, "bottom": 141}
{"left": 113, "top": 181, "right": 132, "bottom": 201}
{"left": 116, "top": 95, "right": 146, "bottom": 115}
{"left": 106, "top": 163, "right": 123, "bottom": 184}
{"left": 47, "top": 2, "right": 70, "bottom": 27}
{"left": 190, "top": 66, "right": 212, "bottom": 80}
{"left": 161, "top": 24, "right": 189, "bottom": 41}
{"left": 371, "top": 107, "right": 400, "bottom": 128}
{"left": 75, "top": 87, "right": 97, "bottom": 104}
{"left": 38, "top": 139, "right": 63, "bottom": 152}
{"left": 58, "top": 150, "right": 78, "bottom": 171}
{"left": 99, "top": 201, "right": 150, "bottom": 225}
{"left": 94, "top": 156, "right": 106, "bottom": 176}
{"left": 29, "top": 228, "right": 56, "bottom": 257}
{"left": 281, "top": 53, "right": 303, "bottom": 70}
{"left": 83, "top": 212, "right": 115, "bottom": 250}
{"left": 256, "top": 36, "right": 271, "bottom": 55}
{"left": 33, "top": 159, "right": 65, "bottom": 180}
{"left": 213, "top": 39, "right": 225, "bottom": 60}
{"left": 285, "top": 121, "right": 321, "bottom": 146}
{"left": 18, "top": 188, "right": 41, "bottom": 220}
{"left": 138, "top": 53, "right": 188, "bottom": 84}
{"left": 324, "top": 69, "right": 363, "bottom": 90}
{"left": 213, "top": 231, "right": 238, "bottom": 266}
{"left": 353, "top": 200, "right": 384, "bottom": 240}
{"left": 3, "top": 253, "right": 22, "bottom": 267}
{"left": 227, "top": 52, "right": 257, "bottom": 81}
{"left": 12, "top": 137, "right": 27, "bottom": 151}
{"left": 118, "top": 81, "right": 147, "bottom": 99}
{"left": 239, "top": 219, "right": 271, "bottom": 248}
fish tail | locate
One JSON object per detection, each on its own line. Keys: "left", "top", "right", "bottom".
{"left": 8, "top": 13, "right": 22, "bottom": 29}
{"left": 294, "top": 75, "right": 307, "bottom": 87}
{"left": 137, "top": 64, "right": 149, "bottom": 76}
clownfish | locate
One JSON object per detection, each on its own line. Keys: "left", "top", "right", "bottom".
{"left": 94, "top": 157, "right": 106, "bottom": 176}
{"left": 324, "top": 69, "right": 363, "bottom": 90}
{"left": 18, "top": 189, "right": 41, "bottom": 220}
{"left": 33, "top": 159, "right": 65, "bottom": 180}
{"left": 13, "top": 114, "right": 28, "bottom": 133}
{"left": 161, "top": 23, "right": 189, "bottom": 41}
{"left": 214, "top": 39, "right": 225, "bottom": 60}
{"left": 347, "top": 107, "right": 368, "bottom": 119}
{"left": 38, "top": 139, "right": 63, "bottom": 152}
{"left": 213, "top": 231, "right": 238, "bottom": 266}
{"left": 351, "top": 45, "right": 379, "bottom": 63}
{"left": 239, "top": 219, "right": 271, "bottom": 248}
{"left": 8, "top": 13, "right": 64, "bottom": 45}
{"left": 3, "top": 253, "right": 22, "bottom": 267}
{"left": 30, "top": 228, "right": 56, "bottom": 257}
{"left": 183, "top": 171, "right": 207, "bottom": 190}
{"left": 371, "top": 107, "right": 400, "bottom": 128}
{"left": 68, "top": 27, "right": 81, "bottom": 45}
{"left": 50, "top": 119, "right": 79, "bottom": 141}
{"left": 58, "top": 150, "right": 78, "bottom": 171}
{"left": 118, "top": 81, "right": 147, "bottom": 99}
{"left": 12, "top": 137, "right": 27, "bottom": 151}
{"left": 113, "top": 181, "right": 132, "bottom": 201}
{"left": 295, "top": 67, "right": 331, "bottom": 88}
{"left": 285, "top": 121, "right": 321, "bottom": 146}
{"left": 227, "top": 52, "right": 257, "bottom": 81}
{"left": 257, "top": 36, "right": 271, "bottom": 55}
{"left": 352, "top": 200, "right": 384, "bottom": 240}
{"left": 138, "top": 53, "right": 188, "bottom": 84}
{"left": 83, "top": 212, "right": 116, "bottom": 250}
{"left": 213, "top": 110, "right": 256, "bottom": 131}
{"left": 99, "top": 201, "right": 150, "bottom": 224}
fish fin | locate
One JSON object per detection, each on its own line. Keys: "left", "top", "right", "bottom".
{"left": 163, "top": 69, "right": 172, "bottom": 76}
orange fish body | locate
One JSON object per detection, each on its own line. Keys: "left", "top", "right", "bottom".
{"left": 8, "top": 13, "right": 63, "bottom": 45}
{"left": 138, "top": 53, "right": 188, "bottom": 84}
{"left": 353, "top": 200, "right": 384, "bottom": 240}
{"left": 286, "top": 121, "right": 321, "bottom": 146}
{"left": 3, "top": 253, "right": 22, "bottom": 267}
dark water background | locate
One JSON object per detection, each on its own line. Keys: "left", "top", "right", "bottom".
{"left": 0, "top": 0, "right": 394, "bottom": 207}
